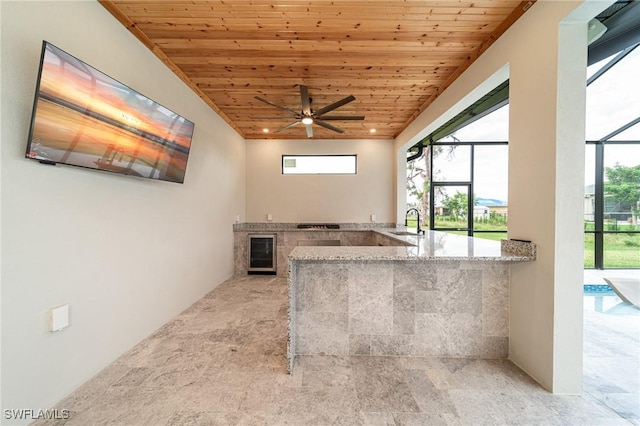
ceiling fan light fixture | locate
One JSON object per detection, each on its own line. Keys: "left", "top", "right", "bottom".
{"left": 254, "top": 85, "right": 363, "bottom": 136}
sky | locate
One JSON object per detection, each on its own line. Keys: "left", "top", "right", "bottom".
{"left": 411, "top": 44, "right": 640, "bottom": 205}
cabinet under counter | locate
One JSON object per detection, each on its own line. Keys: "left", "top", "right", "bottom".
{"left": 233, "top": 223, "right": 402, "bottom": 277}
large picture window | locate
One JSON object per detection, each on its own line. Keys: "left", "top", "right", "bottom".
{"left": 406, "top": 103, "right": 509, "bottom": 241}
{"left": 429, "top": 141, "right": 508, "bottom": 241}
{"left": 584, "top": 43, "right": 640, "bottom": 269}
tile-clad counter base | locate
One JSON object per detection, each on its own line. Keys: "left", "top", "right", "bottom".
{"left": 235, "top": 231, "right": 374, "bottom": 277}
{"left": 234, "top": 229, "right": 407, "bottom": 277}
{"left": 287, "top": 259, "right": 509, "bottom": 372}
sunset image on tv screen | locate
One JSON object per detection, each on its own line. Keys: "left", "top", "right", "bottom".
{"left": 26, "top": 42, "right": 195, "bottom": 183}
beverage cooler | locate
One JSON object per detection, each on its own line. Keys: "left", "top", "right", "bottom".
{"left": 247, "top": 234, "right": 277, "bottom": 274}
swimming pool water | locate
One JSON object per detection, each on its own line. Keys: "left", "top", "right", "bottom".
{"left": 583, "top": 284, "right": 614, "bottom": 294}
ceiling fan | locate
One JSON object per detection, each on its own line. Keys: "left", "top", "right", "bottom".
{"left": 254, "top": 85, "right": 364, "bottom": 138}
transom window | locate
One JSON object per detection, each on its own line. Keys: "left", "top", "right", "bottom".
{"left": 281, "top": 155, "right": 357, "bottom": 175}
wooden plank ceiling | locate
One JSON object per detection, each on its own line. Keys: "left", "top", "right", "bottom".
{"left": 99, "top": 0, "right": 534, "bottom": 140}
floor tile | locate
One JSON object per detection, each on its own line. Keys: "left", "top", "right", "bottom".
{"left": 31, "top": 275, "right": 638, "bottom": 426}
{"left": 350, "top": 356, "right": 421, "bottom": 413}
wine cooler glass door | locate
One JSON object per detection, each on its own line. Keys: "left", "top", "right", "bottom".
{"left": 248, "top": 234, "right": 276, "bottom": 273}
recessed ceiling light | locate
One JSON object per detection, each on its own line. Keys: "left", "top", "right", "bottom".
{"left": 369, "top": 128, "right": 377, "bottom": 133}
{"left": 262, "top": 128, "right": 269, "bottom": 133}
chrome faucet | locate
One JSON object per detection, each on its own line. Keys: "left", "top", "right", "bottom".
{"left": 405, "top": 208, "right": 424, "bottom": 235}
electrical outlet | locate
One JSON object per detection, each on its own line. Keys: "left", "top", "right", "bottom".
{"left": 49, "top": 305, "right": 69, "bottom": 332}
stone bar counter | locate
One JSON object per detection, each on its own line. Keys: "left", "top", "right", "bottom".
{"left": 287, "top": 229, "right": 536, "bottom": 372}
{"left": 233, "top": 222, "right": 400, "bottom": 277}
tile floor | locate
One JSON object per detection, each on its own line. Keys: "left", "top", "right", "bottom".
{"left": 34, "top": 275, "right": 639, "bottom": 425}
{"left": 583, "top": 272, "right": 639, "bottom": 425}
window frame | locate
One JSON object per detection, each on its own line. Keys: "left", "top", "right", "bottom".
{"left": 429, "top": 141, "right": 509, "bottom": 237}
{"left": 584, "top": 43, "right": 640, "bottom": 269}
{"left": 281, "top": 154, "right": 357, "bottom": 175}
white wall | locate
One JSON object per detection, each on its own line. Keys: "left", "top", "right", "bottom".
{"left": 245, "top": 138, "right": 395, "bottom": 223}
{"left": 395, "top": 0, "right": 611, "bottom": 392}
{"left": 0, "top": 1, "right": 245, "bottom": 420}
{"left": 506, "top": 2, "right": 588, "bottom": 394}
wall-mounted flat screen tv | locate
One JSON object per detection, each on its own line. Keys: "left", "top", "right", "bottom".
{"left": 26, "top": 41, "right": 195, "bottom": 183}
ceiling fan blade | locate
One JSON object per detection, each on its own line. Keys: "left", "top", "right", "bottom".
{"left": 313, "top": 95, "right": 356, "bottom": 117}
{"left": 254, "top": 96, "right": 300, "bottom": 116}
{"left": 275, "top": 121, "right": 302, "bottom": 133}
{"left": 300, "top": 85, "right": 311, "bottom": 116}
{"left": 315, "top": 115, "right": 365, "bottom": 121}
{"left": 314, "top": 119, "right": 344, "bottom": 134}
{"left": 305, "top": 123, "right": 314, "bottom": 138}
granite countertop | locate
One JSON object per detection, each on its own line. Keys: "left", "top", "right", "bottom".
{"left": 288, "top": 228, "right": 536, "bottom": 262}
{"left": 233, "top": 222, "right": 396, "bottom": 232}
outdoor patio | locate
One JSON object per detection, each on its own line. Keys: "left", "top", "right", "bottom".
{"left": 583, "top": 269, "right": 640, "bottom": 423}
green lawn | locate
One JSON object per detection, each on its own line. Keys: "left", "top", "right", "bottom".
{"left": 585, "top": 232, "right": 640, "bottom": 268}
{"left": 405, "top": 217, "right": 418, "bottom": 228}
{"left": 585, "top": 222, "right": 639, "bottom": 232}
{"left": 406, "top": 217, "right": 506, "bottom": 241}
